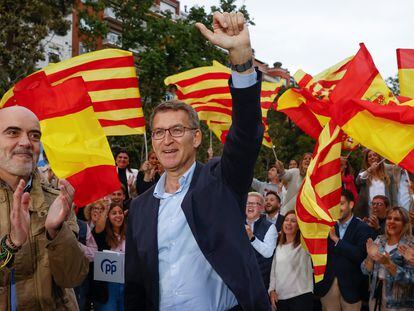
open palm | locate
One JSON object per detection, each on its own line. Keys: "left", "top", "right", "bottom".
{"left": 45, "top": 180, "right": 74, "bottom": 235}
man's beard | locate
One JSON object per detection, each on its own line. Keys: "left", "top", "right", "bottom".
{"left": 0, "top": 148, "right": 36, "bottom": 177}
{"left": 265, "top": 205, "right": 278, "bottom": 215}
{"left": 339, "top": 210, "right": 351, "bottom": 222}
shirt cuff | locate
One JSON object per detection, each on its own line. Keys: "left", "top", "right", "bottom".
{"left": 231, "top": 70, "right": 257, "bottom": 89}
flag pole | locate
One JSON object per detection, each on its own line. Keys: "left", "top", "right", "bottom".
{"left": 209, "top": 129, "right": 213, "bottom": 149}
{"left": 345, "top": 150, "right": 353, "bottom": 158}
{"left": 272, "top": 145, "right": 278, "bottom": 162}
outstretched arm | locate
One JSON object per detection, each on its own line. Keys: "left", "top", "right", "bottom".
{"left": 196, "top": 12, "right": 263, "bottom": 198}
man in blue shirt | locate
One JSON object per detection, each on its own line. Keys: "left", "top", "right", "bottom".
{"left": 125, "top": 11, "right": 271, "bottom": 311}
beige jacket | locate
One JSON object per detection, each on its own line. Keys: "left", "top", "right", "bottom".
{"left": 0, "top": 173, "right": 89, "bottom": 310}
{"left": 280, "top": 168, "right": 304, "bottom": 215}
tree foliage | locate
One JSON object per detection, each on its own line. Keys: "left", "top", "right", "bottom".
{"left": 0, "top": 0, "right": 316, "bottom": 174}
{"left": 386, "top": 75, "right": 400, "bottom": 96}
{"left": 0, "top": 0, "right": 74, "bottom": 95}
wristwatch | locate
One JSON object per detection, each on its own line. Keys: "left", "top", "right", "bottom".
{"left": 231, "top": 58, "right": 253, "bottom": 73}
{"left": 250, "top": 236, "right": 256, "bottom": 242}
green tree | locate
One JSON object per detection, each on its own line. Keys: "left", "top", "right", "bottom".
{"left": 386, "top": 75, "right": 399, "bottom": 96}
{"left": 0, "top": 0, "right": 74, "bottom": 95}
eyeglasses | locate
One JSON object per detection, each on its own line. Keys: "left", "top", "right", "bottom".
{"left": 371, "top": 202, "right": 385, "bottom": 207}
{"left": 246, "top": 202, "right": 261, "bottom": 207}
{"left": 151, "top": 125, "right": 197, "bottom": 140}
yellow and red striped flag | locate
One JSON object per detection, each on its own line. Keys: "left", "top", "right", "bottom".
{"left": 296, "top": 120, "right": 342, "bottom": 283}
{"left": 164, "top": 61, "right": 282, "bottom": 148}
{"left": 275, "top": 57, "right": 352, "bottom": 140}
{"left": 1, "top": 49, "right": 145, "bottom": 136}
{"left": 397, "top": 49, "right": 414, "bottom": 99}
{"left": 12, "top": 73, "right": 120, "bottom": 206}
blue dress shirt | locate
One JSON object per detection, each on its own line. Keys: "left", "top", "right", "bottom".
{"left": 154, "top": 163, "right": 237, "bottom": 310}
{"left": 338, "top": 216, "right": 354, "bottom": 239}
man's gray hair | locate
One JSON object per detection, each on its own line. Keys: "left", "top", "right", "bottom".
{"left": 150, "top": 100, "right": 200, "bottom": 130}
{"left": 248, "top": 191, "right": 265, "bottom": 205}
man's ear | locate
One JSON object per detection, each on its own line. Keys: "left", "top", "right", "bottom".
{"left": 349, "top": 201, "right": 355, "bottom": 211}
{"left": 193, "top": 130, "right": 202, "bottom": 148}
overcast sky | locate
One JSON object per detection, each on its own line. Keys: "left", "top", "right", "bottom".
{"left": 179, "top": 0, "right": 413, "bottom": 79}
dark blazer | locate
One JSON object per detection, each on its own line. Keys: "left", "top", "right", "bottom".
{"left": 275, "top": 214, "right": 284, "bottom": 233}
{"left": 315, "top": 216, "right": 376, "bottom": 303}
{"left": 125, "top": 74, "right": 271, "bottom": 311}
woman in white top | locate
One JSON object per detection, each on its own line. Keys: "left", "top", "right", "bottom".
{"left": 268, "top": 210, "right": 314, "bottom": 310}
{"left": 355, "top": 149, "right": 396, "bottom": 219}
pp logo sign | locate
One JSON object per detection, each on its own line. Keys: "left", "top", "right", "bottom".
{"left": 94, "top": 251, "right": 125, "bottom": 284}
{"left": 101, "top": 259, "right": 117, "bottom": 275}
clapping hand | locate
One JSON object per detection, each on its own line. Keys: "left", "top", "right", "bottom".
{"left": 398, "top": 244, "right": 414, "bottom": 265}
{"left": 366, "top": 238, "right": 379, "bottom": 260}
{"left": 45, "top": 179, "right": 74, "bottom": 239}
{"left": 365, "top": 215, "right": 380, "bottom": 231}
{"left": 9, "top": 179, "right": 31, "bottom": 248}
{"left": 245, "top": 224, "right": 254, "bottom": 240}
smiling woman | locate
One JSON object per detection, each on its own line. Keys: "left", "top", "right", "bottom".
{"left": 92, "top": 202, "right": 126, "bottom": 311}
{"left": 268, "top": 210, "right": 314, "bottom": 311}
{"left": 362, "top": 206, "right": 414, "bottom": 310}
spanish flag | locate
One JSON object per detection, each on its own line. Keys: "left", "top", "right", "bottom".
{"left": 296, "top": 120, "right": 342, "bottom": 283}
{"left": 1, "top": 49, "right": 145, "bottom": 136}
{"left": 330, "top": 43, "right": 397, "bottom": 106}
{"left": 397, "top": 49, "right": 414, "bottom": 98}
{"left": 164, "top": 61, "right": 282, "bottom": 148}
{"left": 331, "top": 96, "right": 414, "bottom": 172}
{"left": 330, "top": 44, "right": 414, "bottom": 172}
{"left": 12, "top": 73, "right": 120, "bottom": 206}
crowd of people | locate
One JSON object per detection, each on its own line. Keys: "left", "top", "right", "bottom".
{"left": 69, "top": 145, "right": 414, "bottom": 311}
{"left": 0, "top": 10, "right": 413, "bottom": 311}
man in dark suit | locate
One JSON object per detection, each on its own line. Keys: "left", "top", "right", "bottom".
{"left": 125, "top": 11, "right": 271, "bottom": 311}
{"left": 315, "top": 190, "right": 376, "bottom": 311}
{"left": 264, "top": 190, "right": 284, "bottom": 232}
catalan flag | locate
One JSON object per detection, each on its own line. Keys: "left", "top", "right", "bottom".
{"left": 164, "top": 61, "right": 282, "bottom": 148}
{"left": 12, "top": 73, "right": 120, "bottom": 206}
{"left": 397, "top": 49, "right": 414, "bottom": 98}
{"left": 206, "top": 120, "right": 230, "bottom": 145}
{"left": 296, "top": 121, "right": 342, "bottom": 283}
{"left": 275, "top": 57, "right": 352, "bottom": 140}
{"left": 1, "top": 49, "right": 145, "bottom": 136}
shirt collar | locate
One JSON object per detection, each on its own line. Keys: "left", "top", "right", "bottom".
{"left": 153, "top": 161, "right": 196, "bottom": 199}
{"left": 266, "top": 212, "right": 279, "bottom": 221}
{"left": 338, "top": 215, "right": 353, "bottom": 230}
